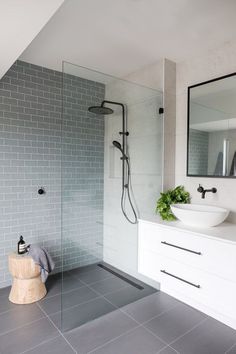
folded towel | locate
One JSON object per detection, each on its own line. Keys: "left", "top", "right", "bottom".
{"left": 27, "top": 245, "right": 55, "bottom": 283}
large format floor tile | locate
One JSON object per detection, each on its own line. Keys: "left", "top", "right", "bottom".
{"left": 227, "top": 344, "right": 236, "bottom": 353}
{"left": 0, "top": 303, "right": 45, "bottom": 335}
{"left": 0, "top": 292, "right": 20, "bottom": 314}
{"left": 171, "top": 317, "right": 236, "bottom": 354}
{"left": 0, "top": 286, "right": 11, "bottom": 298}
{"left": 73, "top": 267, "right": 115, "bottom": 284}
{"left": 0, "top": 317, "right": 59, "bottom": 354}
{"left": 23, "top": 335, "right": 76, "bottom": 354}
{"left": 65, "top": 308, "right": 138, "bottom": 354}
{"left": 46, "top": 273, "right": 84, "bottom": 298}
{"left": 144, "top": 302, "right": 206, "bottom": 344}
{"left": 158, "top": 346, "right": 179, "bottom": 354}
{"left": 51, "top": 297, "right": 116, "bottom": 331}
{"left": 90, "top": 326, "right": 166, "bottom": 354}
{"left": 121, "top": 292, "right": 180, "bottom": 324}
{"left": 89, "top": 275, "right": 131, "bottom": 295}
{"left": 39, "top": 285, "right": 98, "bottom": 315}
{"left": 104, "top": 284, "right": 156, "bottom": 308}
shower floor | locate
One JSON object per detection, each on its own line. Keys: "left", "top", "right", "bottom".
{"left": 43, "top": 262, "right": 157, "bottom": 332}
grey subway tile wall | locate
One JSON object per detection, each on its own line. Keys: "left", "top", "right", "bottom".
{"left": 0, "top": 60, "right": 105, "bottom": 288}
{"left": 188, "top": 129, "right": 209, "bottom": 175}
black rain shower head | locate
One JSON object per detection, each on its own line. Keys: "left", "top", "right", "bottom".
{"left": 88, "top": 105, "right": 114, "bottom": 115}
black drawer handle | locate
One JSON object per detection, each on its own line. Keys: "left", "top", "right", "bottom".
{"left": 161, "top": 270, "right": 201, "bottom": 288}
{"left": 161, "top": 241, "right": 201, "bottom": 255}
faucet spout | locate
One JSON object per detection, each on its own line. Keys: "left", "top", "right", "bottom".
{"left": 197, "top": 184, "right": 217, "bottom": 199}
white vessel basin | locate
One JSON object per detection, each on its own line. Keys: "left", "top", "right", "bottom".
{"left": 170, "top": 204, "right": 229, "bottom": 227}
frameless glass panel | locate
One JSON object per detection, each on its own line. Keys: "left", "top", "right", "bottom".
{"left": 61, "top": 62, "right": 163, "bottom": 331}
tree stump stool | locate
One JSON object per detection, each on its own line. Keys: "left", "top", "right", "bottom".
{"left": 8, "top": 253, "right": 47, "bottom": 304}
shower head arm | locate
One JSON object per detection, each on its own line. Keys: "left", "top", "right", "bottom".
{"left": 101, "top": 100, "right": 126, "bottom": 144}
{"left": 101, "top": 100, "right": 125, "bottom": 113}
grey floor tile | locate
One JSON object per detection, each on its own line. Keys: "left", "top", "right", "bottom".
{"left": 0, "top": 303, "right": 45, "bottom": 335}
{"left": 144, "top": 303, "right": 206, "bottom": 344}
{"left": 158, "top": 346, "right": 179, "bottom": 353}
{"left": 172, "top": 317, "right": 236, "bottom": 354}
{"left": 0, "top": 292, "right": 20, "bottom": 314}
{"left": 46, "top": 273, "right": 84, "bottom": 298}
{"left": 51, "top": 297, "right": 116, "bottom": 331}
{"left": 73, "top": 268, "right": 115, "bottom": 284}
{"left": 89, "top": 276, "right": 131, "bottom": 295}
{"left": 227, "top": 344, "right": 236, "bottom": 353}
{"left": 39, "top": 285, "right": 98, "bottom": 315}
{"left": 91, "top": 326, "right": 166, "bottom": 354}
{"left": 104, "top": 285, "right": 156, "bottom": 308}
{"left": 68, "top": 263, "right": 100, "bottom": 276}
{"left": 0, "top": 286, "right": 11, "bottom": 298}
{"left": 23, "top": 335, "right": 76, "bottom": 354}
{"left": 65, "top": 308, "right": 137, "bottom": 354}
{"left": 0, "top": 317, "right": 58, "bottom": 354}
{"left": 121, "top": 292, "right": 180, "bottom": 324}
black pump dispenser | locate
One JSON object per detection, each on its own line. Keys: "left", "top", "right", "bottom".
{"left": 18, "top": 236, "right": 26, "bottom": 255}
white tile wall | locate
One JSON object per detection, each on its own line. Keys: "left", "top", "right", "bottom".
{"left": 103, "top": 67, "right": 163, "bottom": 283}
{"left": 175, "top": 40, "right": 236, "bottom": 223}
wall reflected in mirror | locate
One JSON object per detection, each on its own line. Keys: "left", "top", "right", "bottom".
{"left": 187, "top": 73, "right": 236, "bottom": 178}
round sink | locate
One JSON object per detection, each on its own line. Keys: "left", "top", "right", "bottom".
{"left": 170, "top": 204, "right": 229, "bottom": 227}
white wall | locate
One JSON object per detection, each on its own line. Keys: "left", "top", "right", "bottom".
{"left": 103, "top": 63, "right": 164, "bottom": 284}
{"left": 0, "top": 0, "right": 64, "bottom": 79}
{"left": 175, "top": 40, "right": 236, "bottom": 223}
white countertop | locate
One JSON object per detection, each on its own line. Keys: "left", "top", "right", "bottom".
{"left": 139, "top": 214, "right": 236, "bottom": 244}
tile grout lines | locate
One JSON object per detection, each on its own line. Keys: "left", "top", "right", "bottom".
{"left": 167, "top": 316, "right": 209, "bottom": 349}
{"left": 0, "top": 314, "right": 46, "bottom": 338}
{"left": 36, "top": 301, "right": 78, "bottom": 354}
{"left": 20, "top": 335, "right": 63, "bottom": 354}
{"left": 225, "top": 341, "right": 236, "bottom": 353}
{"left": 83, "top": 293, "right": 181, "bottom": 354}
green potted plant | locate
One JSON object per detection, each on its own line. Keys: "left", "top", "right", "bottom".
{"left": 156, "top": 185, "right": 190, "bottom": 221}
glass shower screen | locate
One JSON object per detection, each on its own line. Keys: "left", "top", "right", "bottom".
{"left": 61, "top": 61, "right": 163, "bottom": 331}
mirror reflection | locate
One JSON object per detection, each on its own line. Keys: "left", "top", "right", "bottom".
{"left": 188, "top": 73, "right": 236, "bottom": 177}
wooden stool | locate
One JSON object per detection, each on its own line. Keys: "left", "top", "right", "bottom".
{"left": 8, "top": 253, "right": 47, "bottom": 304}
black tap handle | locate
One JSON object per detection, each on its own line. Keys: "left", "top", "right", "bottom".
{"left": 197, "top": 184, "right": 204, "bottom": 193}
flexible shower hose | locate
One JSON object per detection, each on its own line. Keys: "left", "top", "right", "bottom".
{"left": 121, "top": 158, "right": 138, "bottom": 224}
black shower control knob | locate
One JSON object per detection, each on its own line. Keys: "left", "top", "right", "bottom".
{"left": 38, "top": 188, "right": 45, "bottom": 195}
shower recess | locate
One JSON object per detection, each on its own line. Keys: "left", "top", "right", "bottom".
{"left": 88, "top": 100, "right": 138, "bottom": 224}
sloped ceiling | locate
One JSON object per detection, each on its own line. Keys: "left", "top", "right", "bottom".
{"left": 0, "top": 0, "right": 64, "bottom": 79}
{"left": 20, "top": 0, "right": 236, "bottom": 77}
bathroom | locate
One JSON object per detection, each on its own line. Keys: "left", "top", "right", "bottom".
{"left": 1, "top": 1, "right": 236, "bottom": 353}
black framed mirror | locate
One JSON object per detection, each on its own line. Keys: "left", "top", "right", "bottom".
{"left": 187, "top": 72, "right": 236, "bottom": 178}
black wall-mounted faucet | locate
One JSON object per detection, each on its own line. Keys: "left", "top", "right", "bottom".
{"left": 197, "top": 184, "right": 217, "bottom": 199}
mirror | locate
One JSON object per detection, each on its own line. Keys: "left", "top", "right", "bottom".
{"left": 187, "top": 73, "right": 236, "bottom": 178}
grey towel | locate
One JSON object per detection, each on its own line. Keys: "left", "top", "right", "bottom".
{"left": 27, "top": 245, "right": 55, "bottom": 283}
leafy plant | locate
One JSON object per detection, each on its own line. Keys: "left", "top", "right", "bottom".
{"left": 156, "top": 185, "right": 190, "bottom": 221}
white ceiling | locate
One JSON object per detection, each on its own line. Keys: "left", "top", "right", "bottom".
{"left": 20, "top": 0, "right": 236, "bottom": 77}
{"left": 0, "top": 0, "right": 64, "bottom": 79}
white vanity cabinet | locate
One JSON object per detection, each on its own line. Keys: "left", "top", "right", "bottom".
{"left": 138, "top": 218, "right": 236, "bottom": 329}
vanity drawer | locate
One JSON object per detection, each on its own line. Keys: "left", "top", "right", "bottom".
{"left": 159, "top": 227, "right": 236, "bottom": 282}
{"left": 160, "top": 257, "right": 236, "bottom": 320}
{"left": 139, "top": 221, "right": 236, "bottom": 283}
